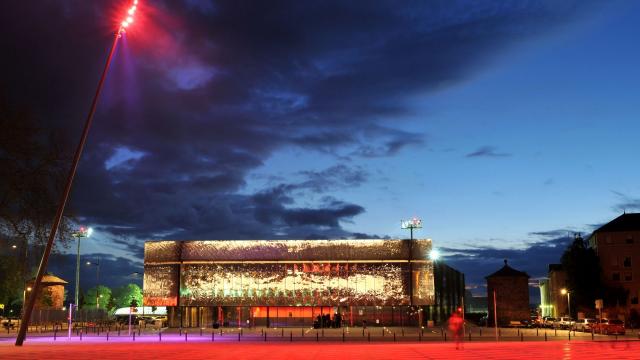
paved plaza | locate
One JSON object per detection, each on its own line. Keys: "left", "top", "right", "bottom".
{"left": 1, "top": 340, "right": 639, "bottom": 360}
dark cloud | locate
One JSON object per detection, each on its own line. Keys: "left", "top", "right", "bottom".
{"left": 46, "top": 252, "right": 142, "bottom": 292}
{"left": 466, "top": 146, "right": 512, "bottom": 158}
{"left": 441, "top": 232, "right": 574, "bottom": 300}
{"left": 0, "top": 0, "right": 601, "bottom": 256}
{"left": 611, "top": 191, "right": 640, "bottom": 213}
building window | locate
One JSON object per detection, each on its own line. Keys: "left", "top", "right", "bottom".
{"left": 613, "top": 272, "right": 620, "bottom": 281}
{"left": 625, "top": 272, "right": 633, "bottom": 282}
{"left": 624, "top": 257, "right": 632, "bottom": 268}
{"left": 632, "top": 297, "right": 639, "bottom": 305}
{"left": 627, "top": 237, "right": 635, "bottom": 244}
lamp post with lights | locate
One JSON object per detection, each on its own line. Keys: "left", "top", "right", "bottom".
{"left": 72, "top": 226, "right": 93, "bottom": 309}
{"left": 86, "top": 259, "right": 101, "bottom": 309}
{"left": 561, "top": 288, "right": 571, "bottom": 318}
{"left": 15, "top": 1, "right": 141, "bottom": 346}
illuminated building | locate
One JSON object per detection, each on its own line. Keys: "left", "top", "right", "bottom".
{"left": 143, "top": 239, "right": 464, "bottom": 328}
{"left": 589, "top": 213, "right": 640, "bottom": 315}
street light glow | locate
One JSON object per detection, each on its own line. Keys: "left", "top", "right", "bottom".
{"left": 561, "top": 288, "right": 568, "bottom": 295}
{"left": 429, "top": 249, "right": 441, "bottom": 261}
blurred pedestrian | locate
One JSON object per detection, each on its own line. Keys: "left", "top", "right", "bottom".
{"left": 448, "top": 310, "right": 464, "bottom": 349}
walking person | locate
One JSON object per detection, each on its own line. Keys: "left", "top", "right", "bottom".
{"left": 448, "top": 310, "right": 464, "bottom": 349}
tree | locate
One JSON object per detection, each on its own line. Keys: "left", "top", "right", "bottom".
{"left": 560, "top": 234, "right": 603, "bottom": 316}
{"left": 0, "top": 254, "right": 21, "bottom": 309}
{"left": 83, "top": 285, "right": 112, "bottom": 310}
{"left": 0, "top": 98, "right": 73, "bottom": 299}
{"left": 112, "top": 284, "right": 143, "bottom": 310}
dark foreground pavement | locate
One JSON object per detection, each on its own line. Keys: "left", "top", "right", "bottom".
{"left": 1, "top": 340, "right": 639, "bottom": 360}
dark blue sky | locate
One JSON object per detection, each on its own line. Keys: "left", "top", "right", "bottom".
{"left": 2, "top": 1, "right": 639, "bottom": 298}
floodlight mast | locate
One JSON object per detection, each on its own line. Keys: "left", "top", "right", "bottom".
{"left": 15, "top": 1, "right": 140, "bottom": 346}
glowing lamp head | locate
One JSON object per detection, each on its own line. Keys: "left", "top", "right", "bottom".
{"left": 561, "top": 288, "right": 568, "bottom": 295}
{"left": 86, "top": 261, "right": 91, "bottom": 265}
{"left": 26, "top": 287, "right": 32, "bottom": 292}
{"left": 127, "top": 16, "right": 133, "bottom": 23}
{"left": 429, "top": 249, "right": 441, "bottom": 261}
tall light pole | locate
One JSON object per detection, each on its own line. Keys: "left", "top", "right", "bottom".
{"left": 72, "top": 227, "right": 93, "bottom": 309}
{"left": 86, "top": 259, "right": 101, "bottom": 309}
{"left": 401, "top": 217, "right": 422, "bottom": 309}
{"left": 15, "top": 1, "right": 141, "bottom": 346}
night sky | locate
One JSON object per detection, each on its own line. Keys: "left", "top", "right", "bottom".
{"left": 2, "top": 1, "right": 640, "bottom": 300}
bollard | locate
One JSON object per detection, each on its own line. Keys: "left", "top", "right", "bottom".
{"left": 107, "top": 331, "right": 109, "bottom": 341}
{"left": 290, "top": 331, "right": 292, "bottom": 342}
{"left": 160, "top": 332, "right": 162, "bottom": 342}
{"left": 382, "top": 328, "right": 384, "bottom": 337}
{"left": 220, "top": 328, "right": 223, "bottom": 336}
{"left": 302, "top": 328, "right": 305, "bottom": 337}
{"left": 138, "top": 327, "right": 141, "bottom": 336}
{"left": 498, "top": 328, "right": 501, "bottom": 337}
{"left": 536, "top": 328, "right": 539, "bottom": 336}
{"left": 394, "top": 332, "right": 396, "bottom": 342}
{"left": 368, "top": 332, "right": 370, "bottom": 342}
{"left": 322, "top": 328, "right": 324, "bottom": 337}
{"left": 592, "top": 330, "right": 594, "bottom": 340}
{"left": 545, "top": 332, "right": 547, "bottom": 341}
{"left": 179, "top": 327, "right": 182, "bottom": 336}
{"left": 316, "top": 332, "right": 319, "bottom": 342}
{"left": 343, "top": 331, "right": 345, "bottom": 342}
{"left": 54, "top": 328, "right": 57, "bottom": 341}
{"left": 282, "top": 328, "right": 284, "bottom": 337}
{"left": 211, "top": 332, "right": 213, "bottom": 342}
{"left": 80, "top": 330, "right": 83, "bottom": 341}
{"left": 186, "top": 331, "right": 189, "bottom": 342}
{"left": 517, "top": 328, "right": 520, "bottom": 336}
{"left": 238, "top": 333, "right": 241, "bottom": 342}
{"left": 569, "top": 331, "right": 571, "bottom": 341}
{"left": 240, "top": 328, "right": 243, "bottom": 336}
{"left": 362, "top": 328, "right": 365, "bottom": 337}
{"left": 521, "top": 333, "right": 523, "bottom": 342}
{"left": 200, "top": 328, "right": 203, "bottom": 336}
{"left": 402, "top": 328, "right": 404, "bottom": 337}
{"left": 118, "top": 328, "right": 121, "bottom": 336}
{"left": 468, "top": 331, "right": 471, "bottom": 341}
{"left": 554, "top": 328, "right": 557, "bottom": 336}
{"left": 133, "top": 331, "right": 136, "bottom": 341}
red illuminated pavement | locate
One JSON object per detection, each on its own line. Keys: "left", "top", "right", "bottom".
{"left": 1, "top": 341, "right": 639, "bottom": 359}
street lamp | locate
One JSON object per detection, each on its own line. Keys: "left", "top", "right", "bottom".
{"left": 561, "top": 288, "right": 571, "bottom": 317}
{"left": 16, "top": 0, "right": 141, "bottom": 347}
{"left": 21, "top": 287, "right": 32, "bottom": 317}
{"left": 86, "top": 259, "right": 101, "bottom": 309}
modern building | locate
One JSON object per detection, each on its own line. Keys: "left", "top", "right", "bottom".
{"left": 539, "top": 278, "right": 551, "bottom": 317}
{"left": 486, "top": 260, "right": 530, "bottom": 326}
{"left": 143, "top": 239, "right": 464, "bottom": 328}
{"left": 588, "top": 213, "right": 640, "bottom": 313}
{"left": 539, "top": 264, "right": 568, "bottom": 318}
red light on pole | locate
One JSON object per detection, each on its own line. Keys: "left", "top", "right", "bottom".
{"left": 15, "top": 0, "right": 142, "bottom": 347}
